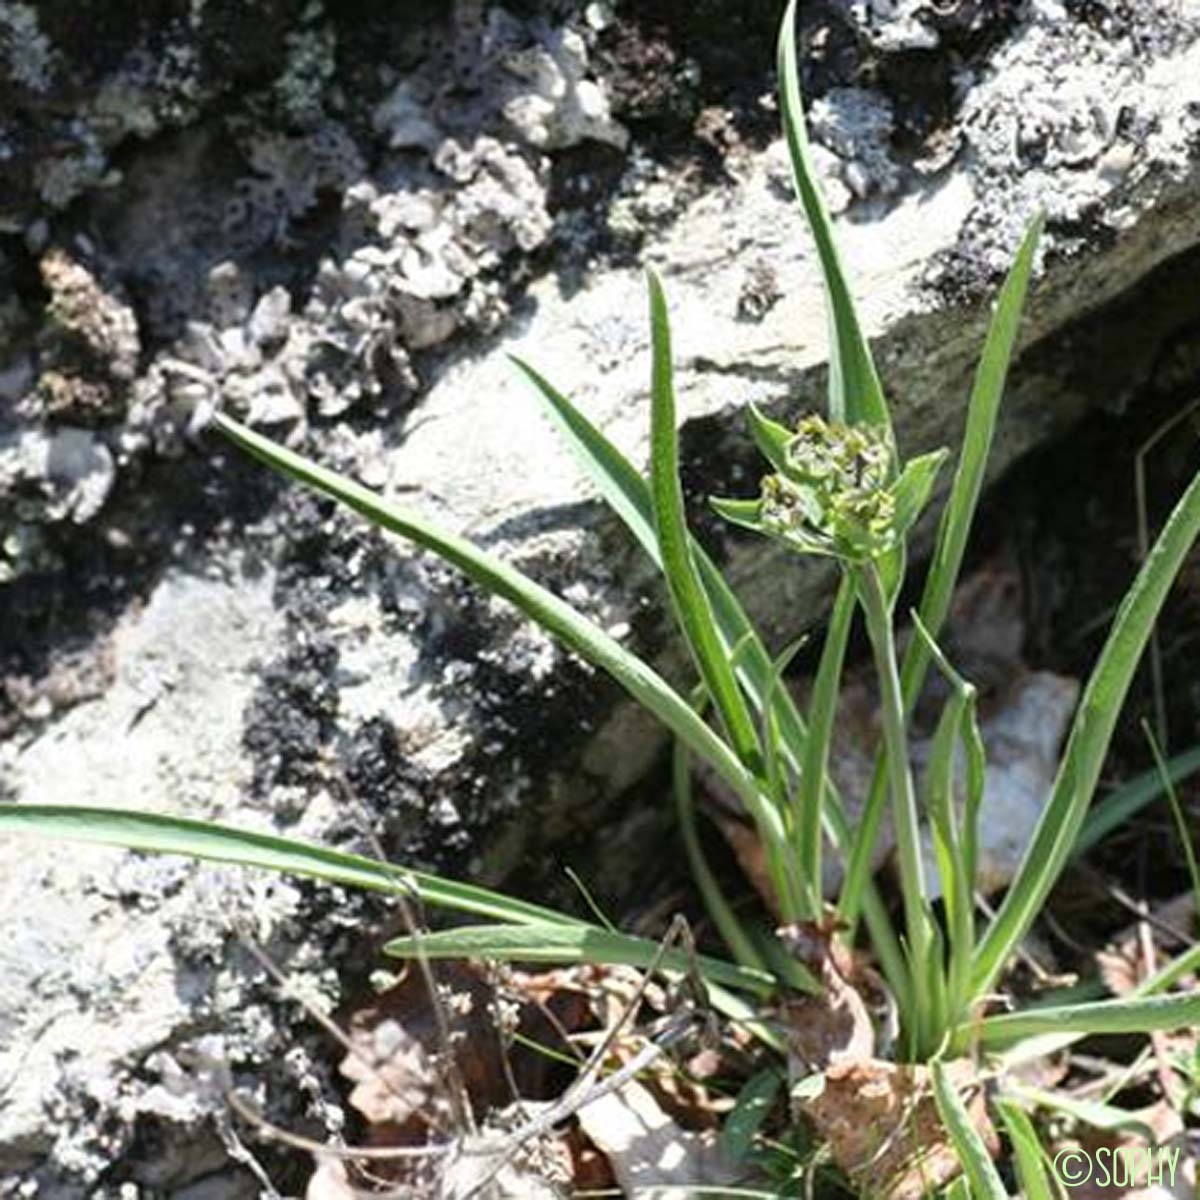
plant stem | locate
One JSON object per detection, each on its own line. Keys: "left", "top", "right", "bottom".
{"left": 857, "top": 563, "right": 933, "bottom": 1046}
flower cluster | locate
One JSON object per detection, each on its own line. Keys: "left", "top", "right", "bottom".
{"left": 713, "top": 410, "right": 946, "bottom": 565}
{"left": 761, "top": 417, "right": 897, "bottom": 561}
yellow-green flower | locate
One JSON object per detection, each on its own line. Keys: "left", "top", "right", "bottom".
{"left": 713, "top": 409, "right": 947, "bottom": 564}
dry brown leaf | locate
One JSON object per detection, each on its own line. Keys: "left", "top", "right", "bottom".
{"left": 796, "top": 1058, "right": 999, "bottom": 1200}
{"left": 564, "top": 1123, "right": 618, "bottom": 1193}
{"left": 327, "top": 958, "right": 601, "bottom": 1197}
{"left": 1099, "top": 892, "right": 1199, "bottom": 996}
{"left": 777, "top": 919, "right": 875, "bottom": 1076}
{"left": 575, "top": 1078, "right": 741, "bottom": 1199}
{"left": 1098, "top": 945, "right": 1143, "bottom": 997}
{"left": 339, "top": 960, "right": 506, "bottom": 1138}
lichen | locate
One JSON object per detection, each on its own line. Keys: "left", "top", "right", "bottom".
{"left": 0, "top": 2, "right": 55, "bottom": 93}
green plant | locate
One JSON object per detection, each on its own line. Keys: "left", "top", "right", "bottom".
{"left": 3, "top": 0, "right": 1200, "bottom": 1191}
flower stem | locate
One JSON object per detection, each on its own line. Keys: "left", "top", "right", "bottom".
{"left": 857, "top": 563, "right": 934, "bottom": 1049}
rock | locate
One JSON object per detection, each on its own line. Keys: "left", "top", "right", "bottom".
{"left": 3, "top": 0, "right": 1200, "bottom": 1193}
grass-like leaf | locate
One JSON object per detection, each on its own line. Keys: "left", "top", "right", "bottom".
{"left": 858, "top": 562, "right": 933, "bottom": 1012}
{"left": 906, "top": 214, "right": 1044, "bottom": 710}
{"left": 972, "top": 467, "right": 1200, "bottom": 996}
{"left": 995, "top": 941, "right": 1200, "bottom": 1069}
{"left": 721, "top": 1069, "right": 783, "bottom": 1164}
{"left": 972, "top": 992, "right": 1200, "bottom": 1048}
{"left": 912, "top": 611, "right": 983, "bottom": 1021}
{"left": 0, "top": 804, "right": 777, "bottom": 1016}
{"left": 1075, "top": 743, "right": 1200, "bottom": 856}
{"left": 646, "top": 269, "right": 765, "bottom": 778}
{"left": 891, "top": 448, "right": 950, "bottom": 540}
{"left": 211, "top": 412, "right": 781, "bottom": 848}
{"left": 776, "top": 0, "right": 888, "bottom": 435}
{"left": 746, "top": 403, "right": 794, "bottom": 474}
{"left": 509, "top": 354, "right": 657, "bottom": 553}
{"left": 673, "top": 739, "right": 768, "bottom": 975}
{"left": 994, "top": 1099, "right": 1057, "bottom": 1200}
{"left": 0, "top": 804, "right": 578, "bottom": 925}
{"left": 1135, "top": 941, "right": 1200, "bottom": 997}
{"left": 1008, "top": 1085, "right": 1158, "bottom": 1142}
{"left": 1143, "top": 721, "right": 1200, "bottom": 919}
{"left": 931, "top": 1061, "right": 1008, "bottom": 1200}
{"left": 383, "top": 922, "right": 776, "bottom": 996}
{"left": 795, "top": 572, "right": 854, "bottom": 916}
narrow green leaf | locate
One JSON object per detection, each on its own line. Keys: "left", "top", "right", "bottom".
{"left": 776, "top": 0, "right": 889, "bottom": 436}
{"left": 0, "top": 803, "right": 577, "bottom": 926}
{"left": 746, "top": 403, "right": 794, "bottom": 474}
{"left": 960, "top": 696, "right": 987, "bottom": 910}
{"left": 859, "top": 562, "right": 933, "bottom": 1017}
{"left": 721, "top": 1069, "right": 783, "bottom": 1164}
{"left": 891, "top": 448, "right": 950, "bottom": 540}
{"left": 796, "top": 572, "right": 854, "bottom": 915}
{"left": 994, "top": 1099, "right": 1057, "bottom": 1200}
{"left": 759, "top": 635, "right": 807, "bottom": 816}
{"left": 509, "top": 354, "right": 656, "bottom": 552}
{"left": 925, "top": 687, "right": 970, "bottom": 985}
{"left": 972, "top": 992, "right": 1200, "bottom": 1047}
{"left": 383, "top": 922, "right": 776, "bottom": 996}
{"left": 911, "top": 610, "right": 980, "bottom": 1019}
{"left": 646, "top": 268, "right": 765, "bottom": 781}
{"left": 673, "top": 739, "right": 768, "bottom": 975}
{"left": 922, "top": 920, "right": 950, "bottom": 1058}
{"left": 931, "top": 1060, "right": 1008, "bottom": 1200}
{"left": 0, "top": 802, "right": 784, "bottom": 1039}
{"left": 994, "top": 944, "right": 1200, "bottom": 1068}
{"left": 710, "top": 496, "right": 765, "bottom": 529}
{"left": 905, "top": 213, "right": 1044, "bottom": 707}
{"left": 1135, "top": 941, "right": 1200, "bottom": 997}
{"left": 513, "top": 353, "right": 787, "bottom": 763}
{"left": 941, "top": 1179, "right": 972, "bottom": 1200}
{"left": 1008, "top": 1085, "right": 1157, "bottom": 1143}
{"left": 211, "top": 412, "right": 776, "bottom": 850}
{"left": 1142, "top": 720, "right": 1200, "bottom": 920}
{"left": 972, "top": 467, "right": 1200, "bottom": 996}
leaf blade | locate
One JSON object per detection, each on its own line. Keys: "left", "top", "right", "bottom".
{"left": 776, "top": 0, "right": 889, "bottom": 434}
{"left": 931, "top": 1061, "right": 1008, "bottom": 1200}
{"left": 646, "top": 268, "right": 764, "bottom": 777}
{"left": 972, "top": 466, "right": 1200, "bottom": 995}
{"left": 0, "top": 803, "right": 577, "bottom": 926}
{"left": 838, "top": 214, "right": 1043, "bottom": 937}
{"left": 384, "top": 922, "right": 775, "bottom": 996}
{"left": 510, "top": 358, "right": 908, "bottom": 995}
{"left": 212, "top": 412, "right": 769, "bottom": 829}
{"left": 972, "top": 992, "right": 1200, "bottom": 1047}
